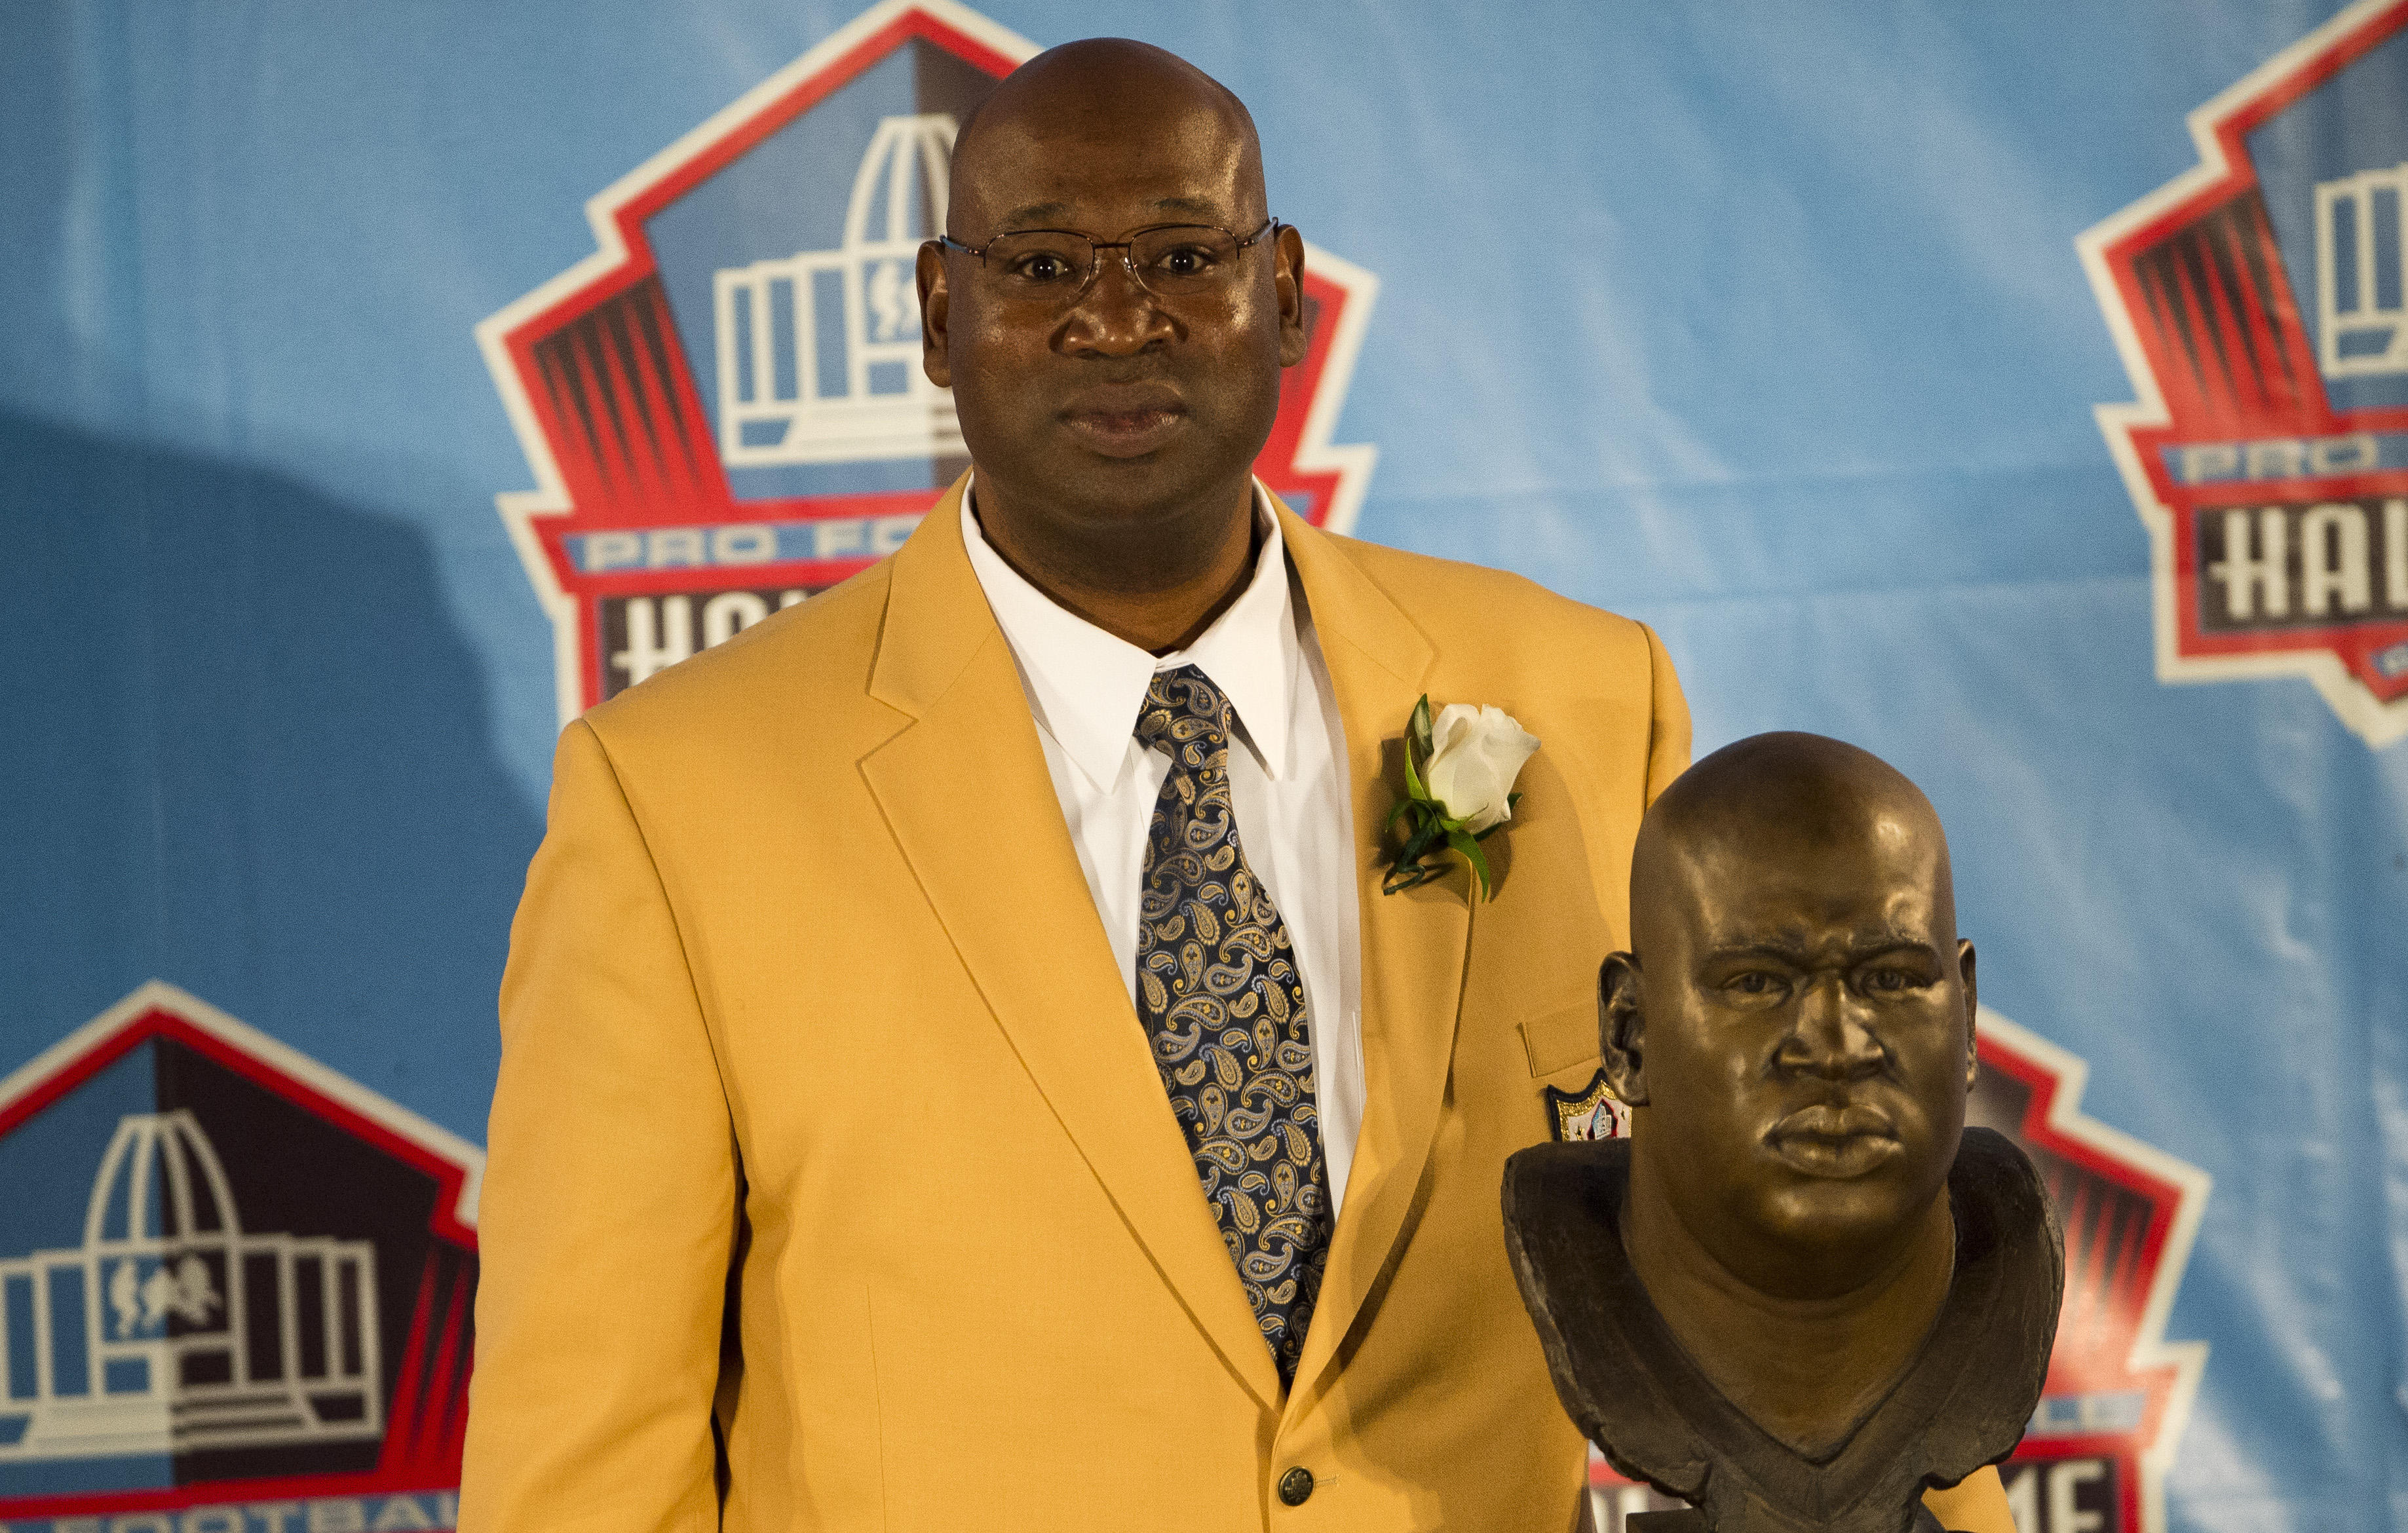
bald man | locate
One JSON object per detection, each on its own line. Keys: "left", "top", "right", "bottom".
{"left": 465, "top": 39, "right": 1687, "bottom": 1533}
{"left": 1506, "top": 735, "right": 2042, "bottom": 1532}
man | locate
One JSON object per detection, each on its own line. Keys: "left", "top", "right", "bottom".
{"left": 1506, "top": 735, "right": 2033, "bottom": 1532}
{"left": 465, "top": 39, "right": 1687, "bottom": 1533}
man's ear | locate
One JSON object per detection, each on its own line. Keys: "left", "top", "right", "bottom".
{"left": 1274, "top": 223, "right": 1308, "bottom": 368}
{"left": 917, "top": 241, "right": 951, "bottom": 388}
{"left": 1599, "top": 952, "right": 1648, "bottom": 1106}
{"left": 1957, "top": 937, "right": 1979, "bottom": 1089}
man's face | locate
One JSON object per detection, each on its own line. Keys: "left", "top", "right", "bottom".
{"left": 1622, "top": 814, "right": 1975, "bottom": 1295}
{"left": 917, "top": 98, "right": 1306, "bottom": 523}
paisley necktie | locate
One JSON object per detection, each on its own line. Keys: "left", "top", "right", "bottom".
{"left": 1133, "top": 664, "right": 1333, "bottom": 1389}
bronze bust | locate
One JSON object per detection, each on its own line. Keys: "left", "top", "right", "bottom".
{"left": 1504, "top": 733, "right": 2061, "bottom": 1533}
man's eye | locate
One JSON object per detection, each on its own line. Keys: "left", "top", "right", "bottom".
{"left": 1007, "top": 253, "right": 1077, "bottom": 284}
{"left": 1726, "top": 972, "right": 1782, "bottom": 997}
{"left": 1863, "top": 968, "right": 1916, "bottom": 993}
{"left": 1153, "top": 245, "right": 1217, "bottom": 277}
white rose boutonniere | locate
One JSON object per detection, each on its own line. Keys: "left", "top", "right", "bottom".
{"left": 1383, "top": 695, "right": 1541, "bottom": 900}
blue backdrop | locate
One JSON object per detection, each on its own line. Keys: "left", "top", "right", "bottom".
{"left": 4, "top": 3, "right": 2404, "bottom": 1531}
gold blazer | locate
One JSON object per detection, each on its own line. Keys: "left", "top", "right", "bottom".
{"left": 465, "top": 478, "right": 1997, "bottom": 1532}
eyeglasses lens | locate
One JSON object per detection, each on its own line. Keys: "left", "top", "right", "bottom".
{"left": 982, "top": 226, "right": 1243, "bottom": 300}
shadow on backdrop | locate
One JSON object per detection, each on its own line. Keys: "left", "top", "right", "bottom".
{"left": 1, "top": 410, "right": 539, "bottom": 1141}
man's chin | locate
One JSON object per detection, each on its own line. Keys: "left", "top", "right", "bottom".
{"left": 1042, "top": 452, "right": 1251, "bottom": 521}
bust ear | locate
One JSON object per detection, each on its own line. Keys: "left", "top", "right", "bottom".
{"left": 1957, "top": 937, "right": 1979, "bottom": 1089}
{"left": 1599, "top": 952, "right": 1648, "bottom": 1107}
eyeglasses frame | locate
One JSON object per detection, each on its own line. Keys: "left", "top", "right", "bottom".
{"left": 931, "top": 218, "right": 1283, "bottom": 307}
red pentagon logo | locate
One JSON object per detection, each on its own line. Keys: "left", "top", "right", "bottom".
{"left": 0, "top": 983, "right": 481, "bottom": 1533}
{"left": 476, "top": 0, "right": 1380, "bottom": 720}
{"left": 2081, "top": 0, "right": 2408, "bottom": 744}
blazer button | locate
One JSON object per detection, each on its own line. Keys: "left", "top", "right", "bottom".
{"left": 1277, "top": 1467, "right": 1315, "bottom": 1507}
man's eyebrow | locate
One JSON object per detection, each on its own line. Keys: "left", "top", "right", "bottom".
{"left": 993, "top": 201, "right": 1071, "bottom": 229}
{"left": 985, "top": 195, "right": 1233, "bottom": 233}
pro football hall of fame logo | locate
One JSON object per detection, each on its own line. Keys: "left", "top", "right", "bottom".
{"left": 2084, "top": 0, "right": 2408, "bottom": 745}
{"left": 0, "top": 984, "right": 482, "bottom": 1533}
{"left": 476, "top": 0, "right": 1379, "bottom": 722}
{"left": 1592, "top": 1013, "right": 2210, "bottom": 1533}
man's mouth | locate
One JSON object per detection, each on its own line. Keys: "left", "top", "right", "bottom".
{"left": 1763, "top": 1103, "right": 1901, "bottom": 1179}
{"left": 1060, "top": 392, "right": 1188, "bottom": 459}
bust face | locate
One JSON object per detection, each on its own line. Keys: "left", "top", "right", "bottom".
{"left": 1618, "top": 808, "right": 1974, "bottom": 1294}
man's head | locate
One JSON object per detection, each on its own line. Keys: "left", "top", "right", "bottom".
{"left": 1600, "top": 732, "right": 1977, "bottom": 1300}
{"left": 917, "top": 39, "right": 1307, "bottom": 545}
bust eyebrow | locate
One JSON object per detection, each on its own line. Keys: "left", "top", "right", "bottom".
{"left": 1698, "top": 938, "right": 1941, "bottom": 970}
{"left": 1699, "top": 944, "right": 1808, "bottom": 968}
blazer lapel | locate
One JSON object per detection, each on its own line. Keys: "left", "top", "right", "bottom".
{"left": 1274, "top": 499, "right": 1472, "bottom": 1410}
{"left": 858, "top": 480, "right": 1284, "bottom": 1411}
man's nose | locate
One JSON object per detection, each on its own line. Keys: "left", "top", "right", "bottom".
{"left": 1776, "top": 974, "right": 1886, "bottom": 1081}
{"left": 1060, "top": 252, "right": 1174, "bottom": 355}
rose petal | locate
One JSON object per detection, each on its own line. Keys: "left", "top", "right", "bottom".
{"left": 1425, "top": 703, "right": 1539, "bottom": 829}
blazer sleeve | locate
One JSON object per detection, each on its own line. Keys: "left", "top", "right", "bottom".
{"left": 1637, "top": 620, "right": 1692, "bottom": 803}
{"left": 462, "top": 719, "right": 738, "bottom": 1533}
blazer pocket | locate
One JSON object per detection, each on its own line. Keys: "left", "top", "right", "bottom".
{"left": 1518, "top": 998, "right": 1603, "bottom": 1079}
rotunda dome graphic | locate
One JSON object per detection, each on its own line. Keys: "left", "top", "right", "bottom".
{"left": 2315, "top": 159, "right": 2408, "bottom": 380}
{"left": 0, "top": 1111, "right": 382, "bottom": 1462}
{"left": 712, "top": 113, "right": 965, "bottom": 466}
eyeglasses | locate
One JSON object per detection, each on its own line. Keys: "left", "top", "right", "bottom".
{"left": 935, "top": 219, "right": 1280, "bottom": 305}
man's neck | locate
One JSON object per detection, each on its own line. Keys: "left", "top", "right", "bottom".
{"left": 1620, "top": 1160, "right": 1957, "bottom": 1462}
{"left": 969, "top": 473, "right": 1261, "bottom": 655}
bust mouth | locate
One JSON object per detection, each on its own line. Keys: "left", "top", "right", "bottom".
{"left": 1763, "top": 1103, "right": 1902, "bottom": 1179}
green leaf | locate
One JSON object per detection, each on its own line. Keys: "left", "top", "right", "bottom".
{"left": 1402, "top": 739, "right": 1426, "bottom": 801}
{"left": 1447, "top": 827, "right": 1495, "bottom": 901}
{"left": 1398, "top": 816, "right": 1448, "bottom": 869}
{"left": 1409, "top": 694, "right": 1434, "bottom": 761}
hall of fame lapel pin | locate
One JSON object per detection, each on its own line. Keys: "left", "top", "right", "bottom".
{"left": 1544, "top": 1070, "right": 1626, "bottom": 1143}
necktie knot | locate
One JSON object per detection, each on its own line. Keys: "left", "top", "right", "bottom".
{"left": 1134, "top": 664, "right": 1234, "bottom": 757}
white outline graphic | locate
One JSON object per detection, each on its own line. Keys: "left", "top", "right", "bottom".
{"left": 0, "top": 1111, "right": 383, "bottom": 1463}
{"left": 474, "top": 0, "right": 1379, "bottom": 725}
{"left": 713, "top": 114, "right": 963, "bottom": 467}
{"left": 2076, "top": 0, "right": 2408, "bottom": 747}
{"left": 0, "top": 983, "right": 483, "bottom": 1249}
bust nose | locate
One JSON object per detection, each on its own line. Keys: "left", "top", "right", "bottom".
{"left": 1776, "top": 973, "right": 1887, "bottom": 1082}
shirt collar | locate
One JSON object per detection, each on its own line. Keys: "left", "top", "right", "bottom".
{"left": 961, "top": 477, "right": 1299, "bottom": 794}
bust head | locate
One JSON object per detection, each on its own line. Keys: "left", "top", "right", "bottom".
{"left": 1602, "top": 731, "right": 1977, "bottom": 1302}
{"left": 1504, "top": 735, "right": 2057, "bottom": 1526}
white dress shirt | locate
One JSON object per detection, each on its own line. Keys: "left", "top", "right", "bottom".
{"left": 961, "top": 483, "right": 1366, "bottom": 1215}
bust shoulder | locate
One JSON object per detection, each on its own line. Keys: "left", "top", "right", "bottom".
{"left": 1502, "top": 1129, "right": 2061, "bottom": 1533}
